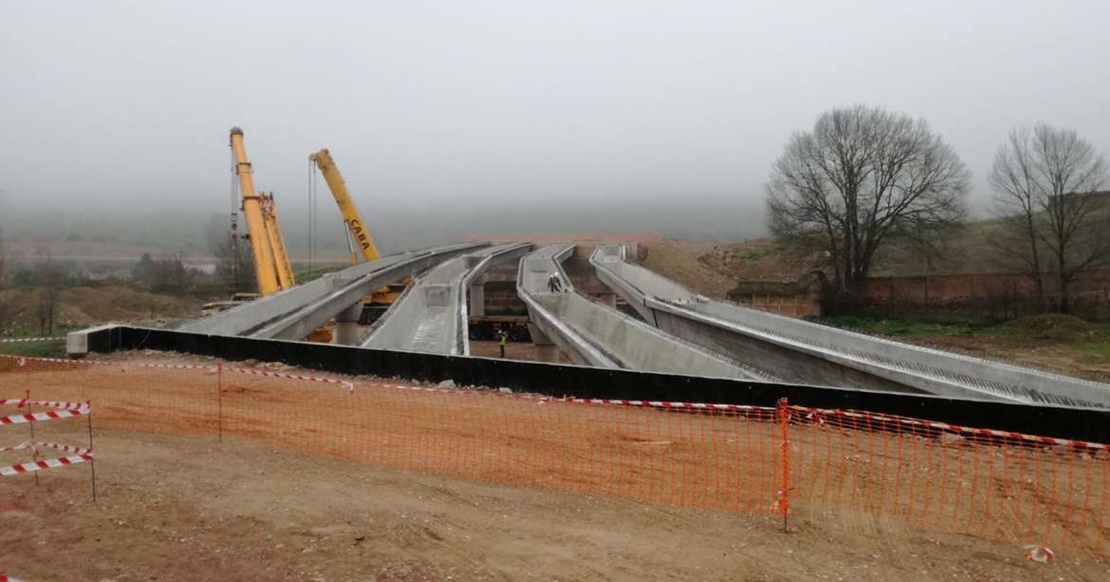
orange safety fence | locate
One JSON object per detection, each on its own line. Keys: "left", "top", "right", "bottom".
{"left": 2, "top": 354, "right": 1108, "bottom": 558}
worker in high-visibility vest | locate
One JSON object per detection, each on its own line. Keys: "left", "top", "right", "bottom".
{"left": 498, "top": 329, "right": 508, "bottom": 358}
{"left": 547, "top": 272, "right": 563, "bottom": 293}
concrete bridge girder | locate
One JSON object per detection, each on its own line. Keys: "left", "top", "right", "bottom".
{"left": 592, "top": 244, "right": 1110, "bottom": 407}
{"left": 516, "top": 244, "right": 765, "bottom": 380}
{"left": 362, "top": 242, "right": 533, "bottom": 356}
{"left": 179, "top": 243, "right": 487, "bottom": 341}
{"left": 251, "top": 243, "right": 488, "bottom": 342}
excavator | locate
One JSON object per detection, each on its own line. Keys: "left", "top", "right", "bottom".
{"left": 203, "top": 128, "right": 331, "bottom": 341}
{"left": 310, "top": 149, "right": 406, "bottom": 324}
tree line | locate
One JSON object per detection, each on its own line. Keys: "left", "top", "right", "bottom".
{"left": 766, "top": 105, "right": 1107, "bottom": 316}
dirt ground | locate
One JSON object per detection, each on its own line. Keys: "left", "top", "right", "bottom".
{"left": 2, "top": 430, "right": 1105, "bottom": 582}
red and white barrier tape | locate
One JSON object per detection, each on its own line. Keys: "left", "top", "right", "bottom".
{"left": 372, "top": 384, "right": 778, "bottom": 416}
{"left": 0, "top": 399, "right": 88, "bottom": 411}
{"left": 791, "top": 405, "right": 1110, "bottom": 451}
{"left": 1, "top": 354, "right": 355, "bottom": 388}
{"left": 0, "top": 408, "right": 89, "bottom": 426}
{"left": 0, "top": 336, "right": 62, "bottom": 343}
{"left": 133, "top": 362, "right": 217, "bottom": 372}
{"left": 0, "top": 441, "right": 31, "bottom": 453}
{"left": 1, "top": 354, "right": 90, "bottom": 367}
{"left": 558, "top": 397, "right": 775, "bottom": 413}
{"left": 226, "top": 367, "right": 355, "bottom": 392}
{"left": 1, "top": 574, "right": 28, "bottom": 582}
{"left": 0, "top": 441, "right": 91, "bottom": 456}
{"left": 0, "top": 453, "right": 93, "bottom": 477}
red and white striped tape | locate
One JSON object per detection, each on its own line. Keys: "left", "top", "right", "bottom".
{"left": 0, "top": 453, "right": 93, "bottom": 477}
{"left": 0, "top": 441, "right": 31, "bottom": 453}
{"left": 379, "top": 383, "right": 462, "bottom": 395}
{"left": 370, "top": 384, "right": 778, "bottom": 416}
{"left": 791, "top": 405, "right": 1110, "bottom": 451}
{"left": 0, "top": 354, "right": 360, "bottom": 392}
{"left": 1, "top": 399, "right": 88, "bottom": 411}
{"left": 227, "top": 367, "right": 355, "bottom": 392}
{"left": 558, "top": 397, "right": 774, "bottom": 413}
{"left": 0, "top": 408, "right": 89, "bottom": 426}
{"left": 133, "top": 362, "right": 217, "bottom": 372}
{"left": 0, "top": 441, "right": 91, "bottom": 456}
{"left": 1, "top": 354, "right": 91, "bottom": 368}
{"left": 1, "top": 574, "right": 28, "bottom": 582}
{"left": 0, "top": 354, "right": 192, "bottom": 369}
{"left": 0, "top": 336, "right": 62, "bottom": 343}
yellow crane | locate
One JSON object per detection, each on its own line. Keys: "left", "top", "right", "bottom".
{"left": 230, "top": 127, "right": 295, "bottom": 295}
{"left": 310, "top": 149, "right": 381, "bottom": 263}
{"left": 223, "top": 129, "right": 332, "bottom": 342}
{"left": 310, "top": 148, "right": 406, "bottom": 322}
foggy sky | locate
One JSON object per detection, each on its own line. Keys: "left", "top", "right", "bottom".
{"left": 2, "top": 1, "right": 1109, "bottom": 240}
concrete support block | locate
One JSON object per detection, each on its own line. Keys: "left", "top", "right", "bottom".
{"left": 469, "top": 284, "right": 485, "bottom": 316}
{"left": 66, "top": 324, "right": 118, "bottom": 358}
{"left": 334, "top": 302, "right": 363, "bottom": 345}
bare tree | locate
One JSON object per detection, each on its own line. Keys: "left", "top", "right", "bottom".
{"left": 989, "top": 124, "right": 1108, "bottom": 314}
{"left": 33, "top": 244, "right": 58, "bottom": 336}
{"left": 766, "top": 105, "right": 970, "bottom": 309}
{"left": 0, "top": 225, "right": 6, "bottom": 291}
{"left": 0, "top": 226, "right": 9, "bottom": 334}
{"left": 204, "top": 213, "right": 256, "bottom": 293}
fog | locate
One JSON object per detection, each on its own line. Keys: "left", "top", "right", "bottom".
{"left": 2, "top": 0, "right": 1108, "bottom": 250}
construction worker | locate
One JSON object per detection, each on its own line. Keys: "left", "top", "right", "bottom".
{"left": 548, "top": 272, "right": 563, "bottom": 293}
{"left": 498, "top": 329, "right": 508, "bottom": 358}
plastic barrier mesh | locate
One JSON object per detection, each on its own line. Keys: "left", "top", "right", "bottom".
{"left": 2, "top": 354, "right": 1106, "bottom": 557}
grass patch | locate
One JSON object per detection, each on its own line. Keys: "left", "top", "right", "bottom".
{"left": 294, "top": 264, "right": 344, "bottom": 284}
{"left": 819, "top": 315, "right": 979, "bottom": 337}
{"left": 0, "top": 340, "right": 67, "bottom": 358}
{"left": 822, "top": 314, "right": 1110, "bottom": 355}
{"left": 739, "top": 246, "right": 774, "bottom": 263}
{"left": 1078, "top": 345, "right": 1110, "bottom": 365}
{"left": 1075, "top": 325, "right": 1110, "bottom": 365}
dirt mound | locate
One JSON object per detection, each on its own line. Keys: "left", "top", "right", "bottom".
{"left": 638, "top": 240, "right": 737, "bottom": 299}
{"left": 1003, "top": 314, "right": 1092, "bottom": 340}
{"left": 698, "top": 238, "right": 817, "bottom": 283}
{"left": 0, "top": 285, "right": 204, "bottom": 334}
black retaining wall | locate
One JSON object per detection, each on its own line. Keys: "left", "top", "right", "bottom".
{"left": 84, "top": 326, "right": 1110, "bottom": 444}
